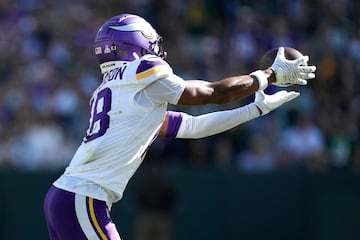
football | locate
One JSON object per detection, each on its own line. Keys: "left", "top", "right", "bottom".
{"left": 258, "top": 47, "right": 304, "bottom": 70}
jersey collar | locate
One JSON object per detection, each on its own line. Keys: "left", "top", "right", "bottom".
{"left": 100, "top": 61, "right": 129, "bottom": 74}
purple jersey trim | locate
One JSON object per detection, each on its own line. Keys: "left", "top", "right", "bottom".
{"left": 165, "top": 111, "right": 183, "bottom": 138}
{"left": 136, "top": 58, "right": 168, "bottom": 74}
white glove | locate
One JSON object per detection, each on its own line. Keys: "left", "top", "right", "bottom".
{"left": 271, "top": 47, "right": 316, "bottom": 86}
{"left": 254, "top": 90, "right": 300, "bottom": 115}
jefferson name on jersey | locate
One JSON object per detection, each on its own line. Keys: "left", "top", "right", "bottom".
{"left": 102, "top": 55, "right": 172, "bottom": 84}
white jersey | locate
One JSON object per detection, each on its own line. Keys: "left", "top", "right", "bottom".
{"left": 54, "top": 55, "right": 185, "bottom": 207}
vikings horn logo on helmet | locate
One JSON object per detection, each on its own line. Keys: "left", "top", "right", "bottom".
{"left": 109, "top": 22, "right": 157, "bottom": 40}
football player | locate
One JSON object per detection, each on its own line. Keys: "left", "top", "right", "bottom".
{"left": 44, "top": 14, "right": 316, "bottom": 239}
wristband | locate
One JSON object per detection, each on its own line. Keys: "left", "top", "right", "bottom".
{"left": 250, "top": 70, "right": 268, "bottom": 91}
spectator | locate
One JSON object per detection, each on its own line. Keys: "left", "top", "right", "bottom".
{"left": 236, "top": 133, "right": 276, "bottom": 173}
{"left": 278, "top": 110, "right": 327, "bottom": 171}
{"left": 213, "top": 136, "right": 234, "bottom": 169}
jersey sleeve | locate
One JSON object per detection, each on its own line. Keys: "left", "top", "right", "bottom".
{"left": 136, "top": 56, "right": 173, "bottom": 82}
{"left": 134, "top": 74, "right": 186, "bottom": 107}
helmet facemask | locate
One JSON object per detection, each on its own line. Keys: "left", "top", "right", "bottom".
{"left": 152, "top": 36, "right": 167, "bottom": 59}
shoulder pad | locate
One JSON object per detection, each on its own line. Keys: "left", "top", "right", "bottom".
{"left": 136, "top": 57, "right": 172, "bottom": 82}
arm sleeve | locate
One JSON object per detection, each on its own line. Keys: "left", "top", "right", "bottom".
{"left": 165, "top": 103, "right": 260, "bottom": 139}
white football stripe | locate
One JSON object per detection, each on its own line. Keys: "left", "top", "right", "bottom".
{"left": 75, "top": 194, "right": 99, "bottom": 239}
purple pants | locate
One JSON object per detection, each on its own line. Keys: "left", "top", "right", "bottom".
{"left": 44, "top": 185, "right": 121, "bottom": 240}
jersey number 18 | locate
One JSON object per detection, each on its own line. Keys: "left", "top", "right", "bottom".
{"left": 84, "top": 87, "right": 112, "bottom": 143}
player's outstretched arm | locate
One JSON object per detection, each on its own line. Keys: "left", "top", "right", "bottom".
{"left": 159, "top": 89, "right": 299, "bottom": 139}
{"left": 177, "top": 69, "right": 276, "bottom": 105}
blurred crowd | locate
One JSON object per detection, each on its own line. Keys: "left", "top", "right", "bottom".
{"left": 0, "top": 0, "right": 359, "bottom": 173}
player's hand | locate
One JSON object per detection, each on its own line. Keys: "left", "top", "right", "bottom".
{"left": 271, "top": 47, "right": 316, "bottom": 86}
{"left": 254, "top": 90, "right": 300, "bottom": 115}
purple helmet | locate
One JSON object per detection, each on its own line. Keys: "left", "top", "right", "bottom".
{"left": 94, "top": 14, "right": 166, "bottom": 64}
